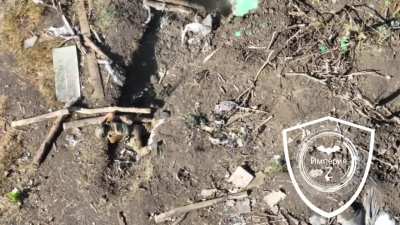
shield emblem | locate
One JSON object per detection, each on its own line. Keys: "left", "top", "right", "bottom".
{"left": 282, "top": 116, "right": 375, "bottom": 218}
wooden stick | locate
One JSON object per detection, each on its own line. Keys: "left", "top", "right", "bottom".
{"left": 76, "top": 0, "right": 105, "bottom": 100}
{"left": 33, "top": 115, "right": 67, "bottom": 166}
{"left": 63, "top": 116, "right": 106, "bottom": 129}
{"left": 72, "top": 106, "right": 152, "bottom": 115}
{"left": 154, "top": 191, "right": 248, "bottom": 223}
{"left": 11, "top": 109, "right": 70, "bottom": 128}
{"left": 83, "top": 36, "right": 109, "bottom": 60}
{"left": 144, "top": 0, "right": 193, "bottom": 14}
{"left": 160, "top": 0, "right": 205, "bottom": 11}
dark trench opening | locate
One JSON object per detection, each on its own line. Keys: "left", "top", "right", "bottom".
{"left": 118, "top": 11, "right": 164, "bottom": 108}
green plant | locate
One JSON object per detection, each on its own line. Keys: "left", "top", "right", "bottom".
{"left": 340, "top": 36, "right": 350, "bottom": 53}
{"left": 6, "top": 188, "right": 22, "bottom": 204}
{"left": 319, "top": 44, "right": 329, "bottom": 54}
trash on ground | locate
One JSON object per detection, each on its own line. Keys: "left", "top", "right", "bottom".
{"left": 232, "top": 198, "right": 252, "bottom": 214}
{"left": 181, "top": 15, "right": 212, "bottom": 44}
{"left": 375, "top": 212, "right": 396, "bottom": 225}
{"left": 214, "top": 101, "right": 239, "bottom": 116}
{"left": 228, "top": 166, "right": 254, "bottom": 189}
{"left": 200, "top": 189, "right": 218, "bottom": 198}
{"left": 32, "top": 0, "right": 44, "bottom": 4}
{"left": 263, "top": 190, "right": 286, "bottom": 213}
{"left": 53, "top": 45, "right": 81, "bottom": 103}
{"left": 309, "top": 214, "right": 327, "bottom": 225}
{"left": 98, "top": 60, "right": 126, "bottom": 87}
{"left": 231, "top": 0, "right": 259, "bottom": 17}
{"left": 23, "top": 35, "right": 38, "bottom": 48}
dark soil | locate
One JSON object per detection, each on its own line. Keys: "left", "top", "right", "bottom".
{"left": 1, "top": 0, "right": 400, "bottom": 224}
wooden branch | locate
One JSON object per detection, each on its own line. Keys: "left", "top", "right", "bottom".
{"left": 76, "top": 0, "right": 105, "bottom": 100}
{"left": 33, "top": 115, "right": 67, "bottom": 166}
{"left": 144, "top": 0, "right": 193, "bottom": 14}
{"left": 63, "top": 116, "right": 106, "bottom": 129}
{"left": 83, "top": 36, "right": 109, "bottom": 60}
{"left": 160, "top": 0, "right": 205, "bottom": 11}
{"left": 154, "top": 191, "right": 248, "bottom": 223}
{"left": 72, "top": 106, "right": 152, "bottom": 115}
{"left": 11, "top": 109, "right": 70, "bottom": 128}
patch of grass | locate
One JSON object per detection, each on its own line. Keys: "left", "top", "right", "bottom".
{"left": 6, "top": 189, "right": 22, "bottom": 204}
{"left": 265, "top": 155, "right": 287, "bottom": 175}
{"left": 0, "top": 0, "right": 62, "bottom": 102}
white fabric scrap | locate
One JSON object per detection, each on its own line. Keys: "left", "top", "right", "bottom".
{"left": 181, "top": 15, "right": 212, "bottom": 44}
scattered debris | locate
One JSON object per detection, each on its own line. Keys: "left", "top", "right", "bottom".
{"left": 232, "top": 198, "right": 252, "bottom": 214}
{"left": 181, "top": 15, "right": 212, "bottom": 44}
{"left": 231, "top": 0, "right": 259, "bottom": 17}
{"left": 214, "top": 101, "right": 238, "bottom": 116}
{"left": 23, "top": 35, "right": 38, "bottom": 48}
{"left": 98, "top": 60, "right": 125, "bottom": 86}
{"left": 263, "top": 190, "right": 286, "bottom": 213}
{"left": 53, "top": 45, "right": 81, "bottom": 103}
{"left": 228, "top": 166, "right": 254, "bottom": 189}
{"left": 154, "top": 191, "right": 248, "bottom": 223}
{"left": 374, "top": 212, "right": 396, "bottom": 225}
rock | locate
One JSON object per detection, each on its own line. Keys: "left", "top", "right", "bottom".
{"left": 24, "top": 36, "right": 38, "bottom": 48}
{"left": 234, "top": 198, "right": 251, "bottom": 214}
{"left": 263, "top": 190, "right": 286, "bottom": 213}
{"left": 228, "top": 166, "right": 254, "bottom": 188}
{"left": 200, "top": 189, "right": 218, "bottom": 198}
{"left": 375, "top": 212, "right": 395, "bottom": 225}
{"left": 214, "top": 101, "right": 238, "bottom": 115}
{"left": 309, "top": 214, "right": 327, "bottom": 225}
{"left": 246, "top": 172, "right": 266, "bottom": 189}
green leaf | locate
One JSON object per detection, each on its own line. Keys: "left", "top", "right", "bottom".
{"left": 319, "top": 44, "right": 329, "bottom": 54}
{"left": 340, "top": 36, "right": 350, "bottom": 53}
{"left": 6, "top": 189, "right": 22, "bottom": 204}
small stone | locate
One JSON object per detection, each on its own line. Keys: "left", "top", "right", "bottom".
{"left": 309, "top": 214, "right": 327, "bottom": 225}
{"left": 228, "top": 166, "right": 254, "bottom": 188}
{"left": 200, "top": 189, "right": 217, "bottom": 198}
{"left": 263, "top": 190, "right": 286, "bottom": 213}
{"left": 235, "top": 198, "right": 251, "bottom": 214}
{"left": 24, "top": 36, "right": 38, "bottom": 48}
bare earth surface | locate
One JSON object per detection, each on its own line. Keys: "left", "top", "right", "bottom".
{"left": 1, "top": 0, "right": 400, "bottom": 224}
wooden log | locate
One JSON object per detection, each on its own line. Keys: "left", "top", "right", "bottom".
{"left": 76, "top": 0, "right": 105, "bottom": 100}
{"left": 72, "top": 106, "right": 152, "bottom": 115}
{"left": 11, "top": 109, "right": 70, "bottom": 128}
{"left": 33, "top": 115, "right": 67, "bottom": 166}
{"left": 154, "top": 191, "right": 248, "bottom": 223}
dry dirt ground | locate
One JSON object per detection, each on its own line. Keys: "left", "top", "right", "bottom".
{"left": 1, "top": 0, "right": 400, "bottom": 224}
